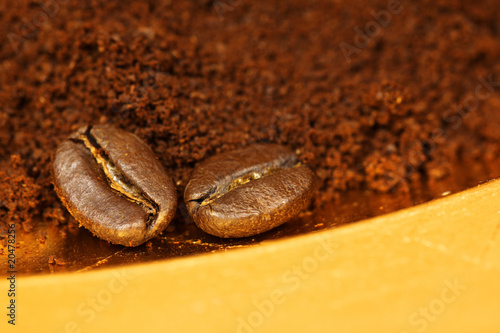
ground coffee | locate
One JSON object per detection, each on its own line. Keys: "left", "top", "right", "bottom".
{"left": 1, "top": 0, "right": 500, "bottom": 234}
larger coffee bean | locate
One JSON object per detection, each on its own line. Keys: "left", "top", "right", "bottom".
{"left": 184, "top": 144, "right": 317, "bottom": 238}
{"left": 52, "top": 125, "right": 177, "bottom": 246}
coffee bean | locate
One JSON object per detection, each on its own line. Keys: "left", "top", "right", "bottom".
{"left": 184, "top": 144, "right": 317, "bottom": 238}
{"left": 52, "top": 125, "right": 177, "bottom": 246}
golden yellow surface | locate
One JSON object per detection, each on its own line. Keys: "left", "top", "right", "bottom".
{"left": 2, "top": 178, "right": 500, "bottom": 332}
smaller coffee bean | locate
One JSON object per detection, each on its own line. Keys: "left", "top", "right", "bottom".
{"left": 184, "top": 144, "right": 317, "bottom": 238}
{"left": 52, "top": 125, "right": 177, "bottom": 246}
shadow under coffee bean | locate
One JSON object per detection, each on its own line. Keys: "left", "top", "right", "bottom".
{"left": 184, "top": 144, "right": 317, "bottom": 238}
{"left": 52, "top": 125, "right": 177, "bottom": 247}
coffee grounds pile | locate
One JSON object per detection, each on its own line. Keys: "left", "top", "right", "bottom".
{"left": 2, "top": 0, "right": 500, "bottom": 232}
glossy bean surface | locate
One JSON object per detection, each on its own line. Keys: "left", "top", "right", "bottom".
{"left": 184, "top": 144, "right": 316, "bottom": 238}
{"left": 52, "top": 125, "right": 177, "bottom": 246}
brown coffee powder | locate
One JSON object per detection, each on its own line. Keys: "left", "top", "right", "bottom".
{"left": 1, "top": 0, "right": 500, "bottom": 233}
